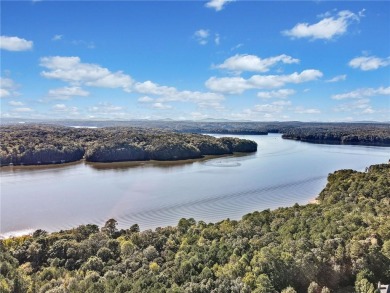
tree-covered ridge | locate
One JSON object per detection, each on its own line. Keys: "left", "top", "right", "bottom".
{"left": 281, "top": 125, "right": 390, "bottom": 146}
{"left": 0, "top": 125, "right": 257, "bottom": 166}
{"left": 1, "top": 164, "right": 389, "bottom": 293}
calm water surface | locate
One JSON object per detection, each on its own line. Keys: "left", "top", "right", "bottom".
{"left": 1, "top": 134, "right": 389, "bottom": 237}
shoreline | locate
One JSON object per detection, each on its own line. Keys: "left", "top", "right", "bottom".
{"left": 0, "top": 152, "right": 254, "bottom": 172}
{"left": 282, "top": 137, "right": 390, "bottom": 147}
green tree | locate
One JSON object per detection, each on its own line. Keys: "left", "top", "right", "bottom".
{"left": 253, "top": 274, "right": 275, "bottom": 293}
{"left": 308, "top": 281, "right": 321, "bottom": 293}
{"left": 101, "top": 219, "right": 118, "bottom": 237}
{"left": 129, "top": 224, "right": 140, "bottom": 233}
{"left": 281, "top": 286, "right": 297, "bottom": 293}
{"left": 82, "top": 256, "right": 104, "bottom": 273}
{"left": 355, "top": 278, "right": 376, "bottom": 293}
{"left": 97, "top": 247, "right": 113, "bottom": 262}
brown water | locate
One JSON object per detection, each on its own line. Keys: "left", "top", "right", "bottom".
{"left": 1, "top": 134, "right": 389, "bottom": 237}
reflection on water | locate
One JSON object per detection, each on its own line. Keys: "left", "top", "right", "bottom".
{"left": 85, "top": 154, "right": 240, "bottom": 171}
{"left": 1, "top": 134, "right": 389, "bottom": 237}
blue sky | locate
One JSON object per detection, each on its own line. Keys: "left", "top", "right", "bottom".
{"left": 1, "top": 0, "right": 389, "bottom": 121}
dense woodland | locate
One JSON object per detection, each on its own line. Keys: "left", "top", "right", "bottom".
{"left": 1, "top": 163, "right": 389, "bottom": 292}
{"left": 281, "top": 125, "right": 390, "bottom": 146}
{"left": 0, "top": 125, "right": 257, "bottom": 166}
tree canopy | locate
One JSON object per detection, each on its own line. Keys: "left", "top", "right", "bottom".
{"left": 1, "top": 163, "right": 389, "bottom": 292}
{"left": 0, "top": 125, "right": 257, "bottom": 166}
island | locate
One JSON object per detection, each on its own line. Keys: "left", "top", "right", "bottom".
{"left": 0, "top": 125, "right": 257, "bottom": 166}
{"left": 1, "top": 163, "right": 389, "bottom": 292}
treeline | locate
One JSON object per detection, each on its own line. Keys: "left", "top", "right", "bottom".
{"left": 1, "top": 163, "right": 389, "bottom": 292}
{"left": 3, "top": 120, "right": 389, "bottom": 146}
{"left": 118, "top": 121, "right": 390, "bottom": 146}
{"left": 281, "top": 125, "right": 390, "bottom": 146}
{"left": 0, "top": 125, "right": 257, "bottom": 166}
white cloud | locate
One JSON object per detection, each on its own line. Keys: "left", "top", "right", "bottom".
{"left": 0, "top": 77, "right": 19, "bottom": 98}
{"left": 253, "top": 104, "right": 284, "bottom": 113}
{"left": 257, "top": 89, "right": 296, "bottom": 99}
{"left": 282, "top": 10, "right": 360, "bottom": 40}
{"left": 48, "top": 86, "right": 90, "bottom": 100}
{"left": 294, "top": 107, "right": 321, "bottom": 114}
{"left": 272, "top": 100, "right": 292, "bottom": 106}
{"left": 361, "top": 107, "right": 375, "bottom": 114}
{"left": 53, "top": 104, "right": 67, "bottom": 111}
{"left": 194, "top": 29, "right": 210, "bottom": 45}
{"left": 205, "top": 0, "right": 233, "bottom": 11}
{"left": 231, "top": 43, "right": 243, "bottom": 51}
{"left": 205, "top": 76, "right": 251, "bottom": 94}
{"left": 216, "top": 54, "right": 299, "bottom": 73}
{"left": 215, "top": 34, "right": 220, "bottom": 45}
{"left": 40, "top": 56, "right": 225, "bottom": 111}
{"left": 13, "top": 107, "right": 34, "bottom": 112}
{"left": 135, "top": 80, "right": 225, "bottom": 109}
{"left": 348, "top": 56, "right": 390, "bottom": 71}
{"left": 0, "top": 36, "right": 33, "bottom": 51}
{"left": 206, "top": 69, "right": 323, "bottom": 94}
{"left": 71, "top": 40, "right": 95, "bottom": 49}
{"left": 230, "top": 100, "right": 292, "bottom": 121}
{"left": 52, "top": 35, "right": 63, "bottom": 41}
{"left": 333, "top": 98, "right": 375, "bottom": 115}
{"left": 88, "top": 102, "right": 124, "bottom": 114}
{"left": 52, "top": 104, "right": 80, "bottom": 115}
{"left": 40, "top": 56, "right": 133, "bottom": 91}
{"left": 334, "top": 98, "right": 370, "bottom": 112}
{"left": 138, "top": 96, "right": 154, "bottom": 103}
{"left": 332, "top": 86, "right": 390, "bottom": 100}
{"left": 152, "top": 102, "right": 172, "bottom": 110}
{"left": 325, "top": 74, "right": 346, "bottom": 83}
{"left": 190, "top": 112, "right": 209, "bottom": 120}
{"left": 8, "top": 100, "right": 24, "bottom": 106}
{"left": 0, "top": 78, "right": 17, "bottom": 89}
{"left": 135, "top": 81, "right": 176, "bottom": 96}
{"left": 358, "top": 9, "right": 366, "bottom": 18}
{"left": 0, "top": 88, "right": 11, "bottom": 98}
{"left": 85, "top": 71, "right": 132, "bottom": 89}
{"left": 251, "top": 70, "right": 323, "bottom": 87}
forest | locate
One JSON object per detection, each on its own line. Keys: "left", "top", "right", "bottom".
{"left": 0, "top": 125, "right": 257, "bottom": 166}
{"left": 280, "top": 125, "right": 390, "bottom": 146}
{"left": 1, "top": 163, "right": 389, "bottom": 293}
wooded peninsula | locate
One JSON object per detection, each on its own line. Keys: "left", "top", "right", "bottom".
{"left": 0, "top": 125, "right": 257, "bottom": 166}
{"left": 1, "top": 163, "right": 389, "bottom": 292}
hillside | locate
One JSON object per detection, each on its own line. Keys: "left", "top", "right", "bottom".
{"left": 1, "top": 163, "right": 389, "bottom": 292}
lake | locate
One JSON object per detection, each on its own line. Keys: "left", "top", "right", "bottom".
{"left": 1, "top": 134, "right": 389, "bottom": 238}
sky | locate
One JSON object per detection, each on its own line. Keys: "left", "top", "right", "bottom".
{"left": 1, "top": 0, "right": 389, "bottom": 122}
